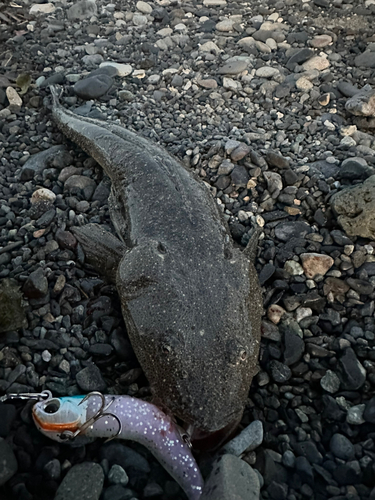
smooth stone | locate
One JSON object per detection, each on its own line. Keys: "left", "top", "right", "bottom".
{"left": 275, "top": 221, "right": 312, "bottom": 242}
{"left": 266, "top": 151, "right": 289, "bottom": 169}
{"left": 255, "top": 66, "right": 280, "bottom": 78}
{"left": 311, "top": 34, "right": 332, "bottom": 47}
{"left": 100, "top": 62, "right": 132, "bottom": 77}
{"left": 203, "top": 0, "right": 227, "bottom": 5}
{"left": 217, "top": 60, "right": 248, "bottom": 75}
{"left": 76, "top": 364, "right": 107, "bottom": 392}
{"left": 283, "top": 329, "right": 305, "bottom": 366}
{"left": 355, "top": 51, "right": 375, "bottom": 68}
{"left": 133, "top": 13, "right": 148, "bottom": 25}
{"left": 0, "top": 438, "right": 17, "bottom": 486}
{"left": 363, "top": 396, "right": 375, "bottom": 424}
{"left": 302, "top": 56, "right": 330, "bottom": 71}
{"left": 55, "top": 462, "right": 104, "bottom": 500}
{"left": 6, "top": 87, "right": 22, "bottom": 112}
{"left": 197, "top": 79, "right": 218, "bottom": 89}
{"left": 23, "top": 268, "right": 48, "bottom": 299}
{"left": 339, "top": 157, "right": 373, "bottom": 180}
{"left": 338, "top": 348, "right": 366, "bottom": 391}
{"left": 222, "top": 421, "right": 263, "bottom": 455}
{"left": 29, "top": 3, "right": 56, "bottom": 14}
{"left": 330, "top": 434, "right": 355, "bottom": 460}
{"left": 136, "top": 1, "right": 152, "bottom": 14}
{"left": 286, "top": 48, "right": 314, "bottom": 70}
{"left": 64, "top": 175, "right": 97, "bottom": 200}
{"left": 337, "top": 81, "right": 360, "bottom": 97}
{"left": 67, "top": 0, "right": 97, "bottom": 20}
{"left": 73, "top": 75, "right": 113, "bottom": 100}
{"left": 31, "top": 188, "right": 56, "bottom": 204}
{"left": 269, "top": 360, "right": 291, "bottom": 383}
{"left": 201, "top": 454, "right": 260, "bottom": 500}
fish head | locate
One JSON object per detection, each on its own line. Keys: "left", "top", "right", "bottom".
{"left": 32, "top": 396, "right": 87, "bottom": 442}
{"left": 118, "top": 243, "right": 262, "bottom": 442}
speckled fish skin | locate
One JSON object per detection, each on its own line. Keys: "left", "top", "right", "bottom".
{"left": 33, "top": 394, "right": 203, "bottom": 500}
{"left": 50, "top": 86, "right": 262, "bottom": 435}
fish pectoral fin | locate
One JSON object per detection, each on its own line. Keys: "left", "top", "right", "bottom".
{"left": 71, "top": 223, "right": 126, "bottom": 283}
{"left": 243, "top": 225, "right": 262, "bottom": 263}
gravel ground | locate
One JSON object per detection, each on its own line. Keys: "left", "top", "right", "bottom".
{"left": 1, "top": 0, "right": 375, "bottom": 499}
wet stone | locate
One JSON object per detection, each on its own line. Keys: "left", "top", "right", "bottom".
{"left": 23, "top": 268, "right": 48, "bottom": 299}
{"left": 269, "top": 360, "right": 291, "bottom": 383}
{"left": 201, "top": 454, "right": 260, "bottom": 500}
{"left": 55, "top": 462, "right": 104, "bottom": 500}
{"left": 222, "top": 420, "right": 263, "bottom": 456}
{"left": 339, "top": 348, "right": 366, "bottom": 391}
{"left": 108, "top": 464, "right": 129, "bottom": 486}
{"left": 330, "top": 434, "right": 355, "bottom": 461}
{"left": 320, "top": 370, "right": 340, "bottom": 393}
{"left": 74, "top": 75, "right": 113, "bottom": 100}
{"left": 76, "top": 364, "right": 107, "bottom": 392}
{"left": 275, "top": 221, "right": 311, "bottom": 242}
{"left": 363, "top": 397, "right": 375, "bottom": 424}
{"left": 0, "top": 438, "right": 17, "bottom": 486}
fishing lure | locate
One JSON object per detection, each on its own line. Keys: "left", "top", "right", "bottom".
{"left": 1, "top": 391, "right": 203, "bottom": 500}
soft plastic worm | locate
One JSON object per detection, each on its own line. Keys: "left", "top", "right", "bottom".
{"left": 33, "top": 394, "right": 203, "bottom": 499}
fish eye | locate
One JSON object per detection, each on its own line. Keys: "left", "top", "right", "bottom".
{"left": 44, "top": 400, "right": 60, "bottom": 414}
{"left": 239, "top": 350, "right": 247, "bottom": 361}
{"left": 162, "top": 344, "right": 171, "bottom": 354}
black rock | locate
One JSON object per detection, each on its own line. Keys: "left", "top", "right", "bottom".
{"left": 99, "top": 443, "right": 150, "bottom": 474}
{"left": 339, "top": 157, "right": 373, "bottom": 181}
{"left": 295, "top": 456, "right": 314, "bottom": 486}
{"left": 23, "top": 268, "right": 48, "bottom": 299}
{"left": 283, "top": 329, "right": 305, "bottom": 366}
{"left": 286, "top": 48, "right": 314, "bottom": 71}
{"left": 35, "top": 208, "right": 56, "bottom": 227}
{"left": 274, "top": 221, "right": 312, "bottom": 242}
{"left": 339, "top": 348, "right": 366, "bottom": 391}
{"left": 269, "top": 360, "right": 291, "bottom": 383}
{"left": 54, "top": 462, "right": 104, "bottom": 500}
{"left": 347, "top": 278, "right": 374, "bottom": 296}
{"left": 337, "top": 82, "right": 360, "bottom": 97}
{"left": 330, "top": 433, "right": 355, "bottom": 461}
{"left": 214, "top": 175, "right": 231, "bottom": 190}
{"left": 0, "top": 437, "right": 18, "bottom": 486}
{"left": 267, "top": 481, "right": 288, "bottom": 500}
{"left": 230, "top": 165, "right": 249, "bottom": 187}
{"left": 363, "top": 397, "right": 375, "bottom": 424}
{"left": 259, "top": 264, "right": 276, "bottom": 286}
{"left": 74, "top": 75, "right": 113, "bottom": 100}
{"left": 76, "top": 364, "right": 107, "bottom": 392}
{"left": 266, "top": 151, "right": 290, "bottom": 169}
{"left": 333, "top": 461, "right": 362, "bottom": 486}
{"left": 293, "top": 441, "right": 323, "bottom": 465}
{"left": 0, "top": 404, "right": 16, "bottom": 438}
{"left": 19, "top": 146, "right": 69, "bottom": 181}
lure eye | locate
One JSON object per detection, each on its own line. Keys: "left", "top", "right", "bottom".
{"left": 44, "top": 400, "right": 60, "bottom": 414}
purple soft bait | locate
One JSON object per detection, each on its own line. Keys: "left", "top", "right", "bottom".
{"left": 32, "top": 392, "right": 203, "bottom": 500}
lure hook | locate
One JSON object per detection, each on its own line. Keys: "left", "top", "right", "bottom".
{"left": 60, "top": 392, "right": 122, "bottom": 442}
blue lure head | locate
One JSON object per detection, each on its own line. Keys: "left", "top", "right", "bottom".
{"left": 32, "top": 395, "right": 88, "bottom": 442}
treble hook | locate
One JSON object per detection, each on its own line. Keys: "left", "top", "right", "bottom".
{"left": 60, "top": 391, "right": 122, "bottom": 442}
